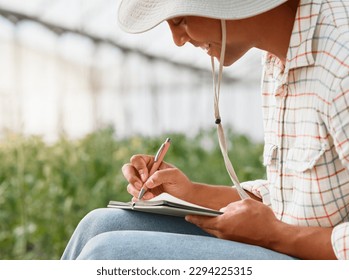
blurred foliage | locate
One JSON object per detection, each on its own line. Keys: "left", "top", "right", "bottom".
{"left": 0, "top": 127, "right": 265, "bottom": 259}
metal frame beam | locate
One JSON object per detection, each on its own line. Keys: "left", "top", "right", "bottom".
{"left": 0, "top": 7, "right": 236, "bottom": 82}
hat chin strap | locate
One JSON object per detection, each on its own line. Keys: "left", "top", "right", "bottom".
{"left": 211, "top": 20, "right": 249, "bottom": 200}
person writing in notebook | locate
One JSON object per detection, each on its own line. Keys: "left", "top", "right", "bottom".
{"left": 61, "top": 0, "right": 349, "bottom": 260}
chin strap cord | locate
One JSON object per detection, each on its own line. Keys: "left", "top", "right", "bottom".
{"left": 211, "top": 20, "right": 250, "bottom": 200}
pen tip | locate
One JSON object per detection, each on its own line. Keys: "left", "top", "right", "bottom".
{"left": 166, "top": 138, "right": 171, "bottom": 142}
{"left": 138, "top": 188, "right": 146, "bottom": 200}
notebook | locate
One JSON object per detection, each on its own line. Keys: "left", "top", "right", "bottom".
{"left": 107, "top": 193, "right": 222, "bottom": 217}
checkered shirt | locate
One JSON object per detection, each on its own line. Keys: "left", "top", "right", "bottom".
{"left": 241, "top": 0, "right": 349, "bottom": 259}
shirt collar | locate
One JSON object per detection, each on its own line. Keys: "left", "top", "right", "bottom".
{"left": 263, "top": 0, "right": 323, "bottom": 73}
{"left": 286, "top": 0, "right": 323, "bottom": 71}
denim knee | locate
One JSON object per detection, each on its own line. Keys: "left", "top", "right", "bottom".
{"left": 76, "top": 208, "right": 117, "bottom": 233}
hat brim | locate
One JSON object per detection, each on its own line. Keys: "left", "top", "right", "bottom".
{"left": 118, "top": 0, "right": 287, "bottom": 34}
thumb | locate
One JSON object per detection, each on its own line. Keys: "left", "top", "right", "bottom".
{"left": 143, "top": 171, "right": 163, "bottom": 190}
{"left": 143, "top": 168, "right": 178, "bottom": 190}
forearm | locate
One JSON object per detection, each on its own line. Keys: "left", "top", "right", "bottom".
{"left": 187, "top": 182, "right": 260, "bottom": 210}
{"left": 270, "top": 221, "right": 337, "bottom": 259}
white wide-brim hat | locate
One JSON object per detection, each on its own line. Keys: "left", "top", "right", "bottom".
{"left": 118, "top": 0, "right": 287, "bottom": 33}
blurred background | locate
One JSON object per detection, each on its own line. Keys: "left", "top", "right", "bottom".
{"left": 0, "top": 0, "right": 265, "bottom": 259}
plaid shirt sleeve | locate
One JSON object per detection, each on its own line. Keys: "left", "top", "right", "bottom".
{"left": 241, "top": 180, "right": 271, "bottom": 206}
{"left": 332, "top": 223, "right": 349, "bottom": 260}
{"left": 240, "top": 0, "right": 349, "bottom": 259}
{"left": 326, "top": 76, "right": 349, "bottom": 259}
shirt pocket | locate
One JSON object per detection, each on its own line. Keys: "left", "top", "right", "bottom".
{"left": 263, "top": 143, "right": 279, "bottom": 186}
{"left": 263, "top": 143, "right": 278, "bottom": 166}
{"left": 285, "top": 141, "right": 328, "bottom": 172}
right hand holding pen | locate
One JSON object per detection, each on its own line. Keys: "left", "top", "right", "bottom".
{"left": 121, "top": 154, "right": 193, "bottom": 201}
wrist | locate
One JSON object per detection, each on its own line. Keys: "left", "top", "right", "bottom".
{"left": 189, "top": 182, "right": 239, "bottom": 209}
{"left": 267, "top": 220, "right": 296, "bottom": 253}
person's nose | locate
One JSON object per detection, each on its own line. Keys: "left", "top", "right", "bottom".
{"left": 171, "top": 29, "right": 190, "bottom": 47}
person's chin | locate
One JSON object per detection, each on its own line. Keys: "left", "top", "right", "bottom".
{"left": 223, "top": 56, "right": 240, "bottom": 67}
{"left": 208, "top": 52, "right": 235, "bottom": 67}
{"left": 223, "top": 60, "right": 234, "bottom": 67}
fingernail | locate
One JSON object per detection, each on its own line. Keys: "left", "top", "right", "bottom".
{"left": 141, "top": 174, "right": 148, "bottom": 182}
{"left": 143, "top": 182, "right": 151, "bottom": 190}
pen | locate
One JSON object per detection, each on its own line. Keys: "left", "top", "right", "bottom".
{"left": 138, "top": 138, "right": 171, "bottom": 200}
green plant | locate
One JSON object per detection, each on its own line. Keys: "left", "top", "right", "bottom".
{"left": 0, "top": 127, "right": 264, "bottom": 259}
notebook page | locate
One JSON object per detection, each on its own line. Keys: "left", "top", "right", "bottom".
{"left": 149, "top": 193, "right": 214, "bottom": 211}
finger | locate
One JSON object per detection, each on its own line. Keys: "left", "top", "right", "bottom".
{"left": 130, "top": 154, "right": 153, "bottom": 182}
{"left": 143, "top": 168, "right": 180, "bottom": 189}
{"left": 142, "top": 191, "right": 156, "bottom": 200}
{"left": 221, "top": 200, "right": 243, "bottom": 212}
{"left": 185, "top": 215, "right": 222, "bottom": 237}
{"left": 158, "top": 160, "right": 174, "bottom": 170}
{"left": 200, "top": 228, "right": 221, "bottom": 238}
{"left": 142, "top": 173, "right": 162, "bottom": 190}
{"left": 128, "top": 184, "right": 155, "bottom": 202}
{"left": 122, "top": 163, "right": 143, "bottom": 189}
{"left": 126, "top": 183, "right": 139, "bottom": 198}
{"left": 186, "top": 214, "right": 229, "bottom": 238}
{"left": 185, "top": 215, "right": 218, "bottom": 230}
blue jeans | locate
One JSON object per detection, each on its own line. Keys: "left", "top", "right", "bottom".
{"left": 61, "top": 208, "right": 295, "bottom": 260}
